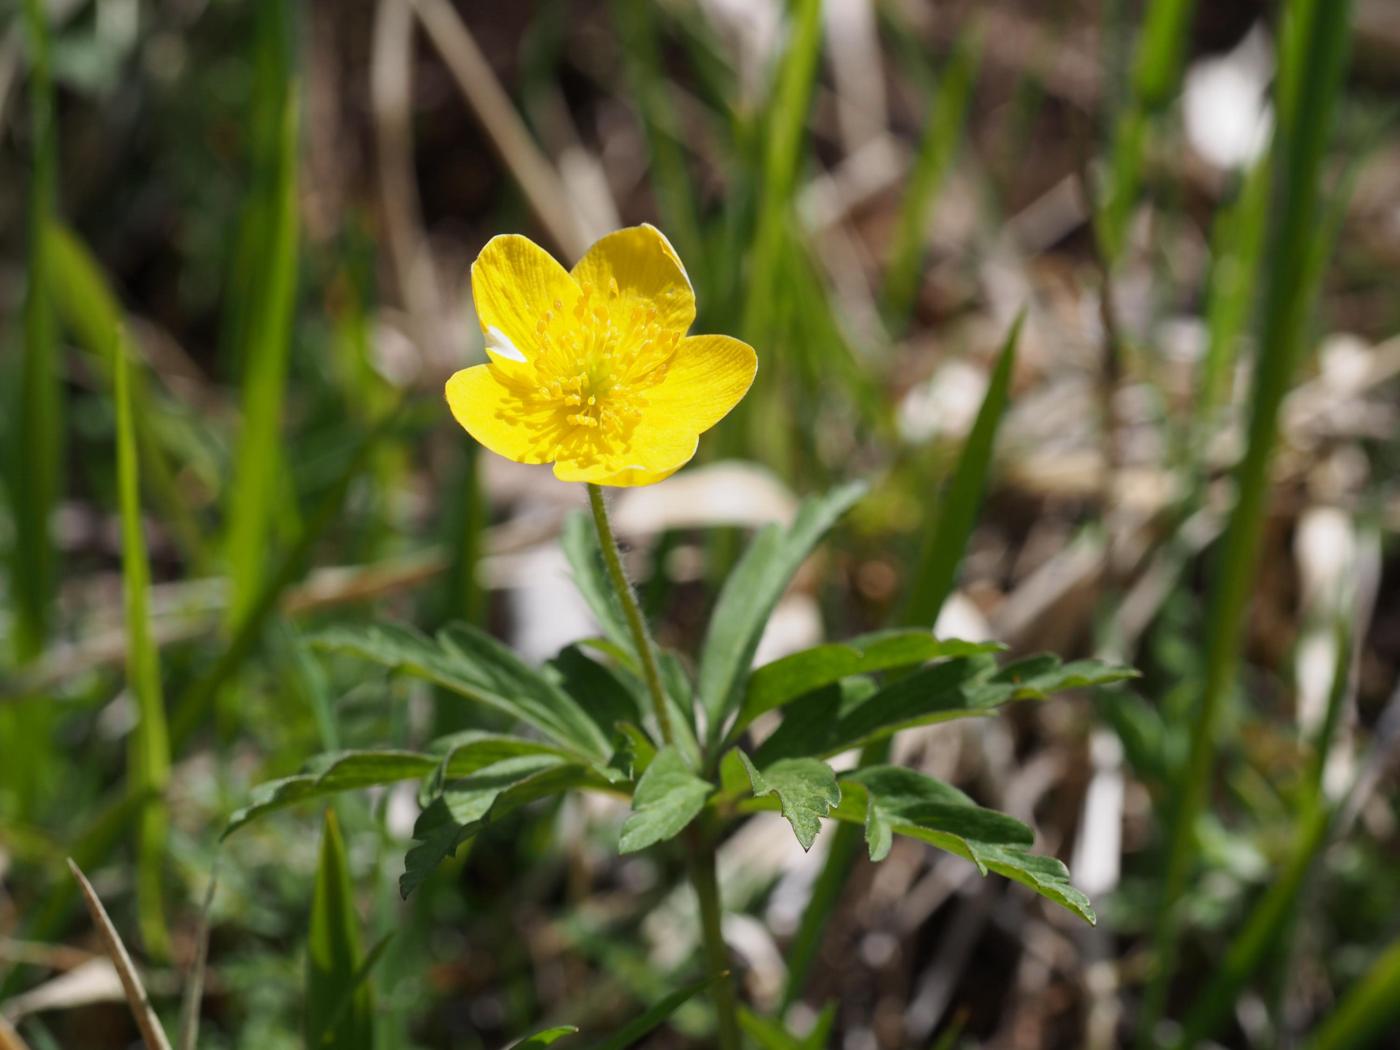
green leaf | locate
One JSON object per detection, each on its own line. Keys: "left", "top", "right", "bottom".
{"left": 225, "top": 82, "right": 299, "bottom": 630}
{"left": 116, "top": 330, "right": 172, "bottom": 959}
{"left": 419, "top": 733, "right": 575, "bottom": 805}
{"left": 739, "top": 1003, "right": 836, "bottom": 1050}
{"left": 312, "top": 622, "right": 611, "bottom": 760}
{"left": 738, "top": 754, "right": 840, "bottom": 851}
{"left": 580, "top": 971, "right": 722, "bottom": 1050}
{"left": 756, "top": 653, "right": 1136, "bottom": 764}
{"left": 223, "top": 750, "right": 440, "bottom": 838}
{"left": 545, "top": 644, "right": 646, "bottom": 751}
{"left": 401, "top": 763, "right": 598, "bottom": 898}
{"left": 306, "top": 810, "right": 373, "bottom": 1050}
{"left": 1308, "top": 935, "right": 1400, "bottom": 1050}
{"left": 618, "top": 746, "right": 712, "bottom": 854}
{"left": 828, "top": 767, "right": 1094, "bottom": 924}
{"left": 561, "top": 512, "right": 634, "bottom": 655}
{"left": 733, "top": 632, "right": 1001, "bottom": 738}
{"left": 902, "top": 311, "right": 1022, "bottom": 627}
{"left": 697, "top": 482, "right": 867, "bottom": 742}
{"left": 508, "top": 1026, "right": 579, "bottom": 1050}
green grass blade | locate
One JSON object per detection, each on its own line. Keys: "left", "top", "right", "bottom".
{"left": 12, "top": 0, "right": 61, "bottom": 663}
{"left": 741, "top": 0, "right": 822, "bottom": 347}
{"left": 1308, "top": 937, "right": 1400, "bottom": 1050}
{"left": 1138, "top": 0, "right": 1353, "bottom": 1041}
{"left": 171, "top": 402, "right": 402, "bottom": 745}
{"left": 902, "top": 311, "right": 1022, "bottom": 627}
{"left": 45, "top": 223, "right": 209, "bottom": 566}
{"left": 882, "top": 32, "right": 981, "bottom": 326}
{"left": 225, "top": 83, "right": 300, "bottom": 629}
{"left": 580, "top": 971, "right": 722, "bottom": 1050}
{"left": 306, "top": 809, "right": 373, "bottom": 1050}
{"left": 1097, "top": 0, "right": 1197, "bottom": 263}
{"left": 1199, "top": 157, "right": 1270, "bottom": 414}
{"left": 610, "top": 0, "right": 705, "bottom": 287}
{"left": 115, "top": 328, "right": 173, "bottom": 961}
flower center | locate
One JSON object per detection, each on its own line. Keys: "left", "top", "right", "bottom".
{"left": 502, "top": 279, "right": 681, "bottom": 471}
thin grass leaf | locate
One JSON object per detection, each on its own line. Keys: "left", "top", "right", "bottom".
{"left": 45, "top": 224, "right": 208, "bottom": 565}
{"left": 580, "top": 971, "right": 723, "bottom": 1050}
{"left": 1139, "top": 0, "right": 1353, "bottom": 1039}
{"left": 509, "top": 1028, "right": 579, "bottom": 1050}
{"left": 170, "top": 404, "right": 401, "bottom": 745}
{"left": 903, "top": 311, "right": 1022, "bottom": 626}
{"left": 306, "top": 810, "right": 373, "bottom": 1050}
{"left": 115, "top": 329, "right": 172, "bottom": 960}
{"left": 225, "top": 83, "right": 299, "bottom": 630}
{"left": 741, "top": 0, "right": 822, "bottom": 347}
{"left": 882, "top": 31, "right": 981, "bottom": 325}
{"left": 1308, "top": 937, "right": 1400, "bottom": 1050}
{"left": 1097, "top": 0, "right": 1198, "bottom": 262}
{"left": 66, "top": 860, "right": 174, "bottom": 1050}
{"left": 12, "top": 0, "right": 61, "bottom": 663}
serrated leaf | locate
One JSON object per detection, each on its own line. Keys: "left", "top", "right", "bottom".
{"left": 306, "top": 810, "right": 372, "bottom": 1050}
{"left": 618, "top": 746, "right": 712, "bottom": 854}
{"left": 733, "top": 631, "right": 1001, "bottom": 737}
{"left": 756, "top": 653, "right": 1137, "bottom": 764}
{"left": 697, "top": 482, "right": 867, "bottom": 742}
{"left": 399, "top": 759, "right": 582, "bottom": 897}
{"left": 224, "top": 750, "right": 440, "bottom": 838}
{"left": 825, "top": 766, "right": 1094, "bottom": 924}
{"left": 508, "top": 1025, "right": 579, "bottom": 1049}
{"left": 738, "top": 753, "right": 840, "bottom": 851}
{"left": 312, "top": 622, "right": 610, "bottom": 760}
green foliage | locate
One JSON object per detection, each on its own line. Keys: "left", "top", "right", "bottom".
{"left": 698, "top": 482, "right": 867, "bottom": 742}
{"left": 509, "top": 1028, "right": 579, "bottom": 1050}
{"left": 1308, "top": 937, "right": 1400, "bottom": 1050}
{"left": 903, "top": 312, "right": 1022, "bottom": 627}
{"left": 307, "top": 810, "right": 374, "bottom": 1050}
{"left": 115, "top": 330, "right": 172, "bottom": 959}
{"left": 738, "top": 754, "right": 840, "bottom": 851}
{"left": 618, "top": 746, "right": 712, "bottom": 854}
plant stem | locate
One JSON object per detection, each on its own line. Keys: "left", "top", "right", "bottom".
{"left": 586, "top": 484, "right": 739, "bottom": 1050}
{"left": 687, "top": 825, "right": 742, "bottom": 1050}
{"left": 586, "top": 483, "right": 673, "bottom": 746}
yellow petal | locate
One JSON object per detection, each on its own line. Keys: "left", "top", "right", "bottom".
{"left": 552, "top": 429, "right": 699, "bottom": 487}
{"left": 471, "top": 234, "right": 578, "bottom": 364}
{"left": 642, "top": 334, "right": 757, "bottom": 434}
{"left": 571, "top": 224, "right": 695, "bottom": 336}
{"left": 445, "top": 365, "right": 550, "bottom": 464}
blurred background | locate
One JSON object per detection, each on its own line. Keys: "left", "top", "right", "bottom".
{"left": 2, "top": 0, "right": 1399, "bottom": 1047}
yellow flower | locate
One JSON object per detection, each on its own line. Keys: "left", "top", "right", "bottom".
{"left": 446, "top": 225, "right": 756, "bottom": 487}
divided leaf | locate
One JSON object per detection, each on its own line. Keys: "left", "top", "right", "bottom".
{"left": 836, "top": 766, "right": 1095, "bottom": 924}
{"left": 756, "top": 653, "right": 1136, "bottom": 764}
{"left": 402, "top": 763, "right": 598, "bottom": 898}
{"left": 618, "top": 746, "right": 712, "bottom": 854}
{"left": 734, "top": 631, "right": 1001, "bottom": 737}
{"left": 224, "top": 750, "right": 439, "bottom": 838}
{"left": 312, "top": 622, "right": 611, "bottom": 760}
{"left": 697, "top": 482, "right": 867, "bottom": 740}
{"left": 738, "top": 753, "right": 840, "bottom": 851}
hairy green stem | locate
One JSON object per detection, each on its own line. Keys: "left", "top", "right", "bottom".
{"left": 587, "top": 484, "right": 739, "bottom": 1050}
{"left": 586, "top": 483, "right": 674, "bottom": 746}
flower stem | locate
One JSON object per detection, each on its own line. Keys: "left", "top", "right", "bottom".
{"left": 586, "top": 484, "right": 739, "bottom": 1050}
{"left": 585, "top": 484, "right": 673, "bottom": 746}
{"left": 687, "top": 824, "right": 742, "bottom": 1050}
